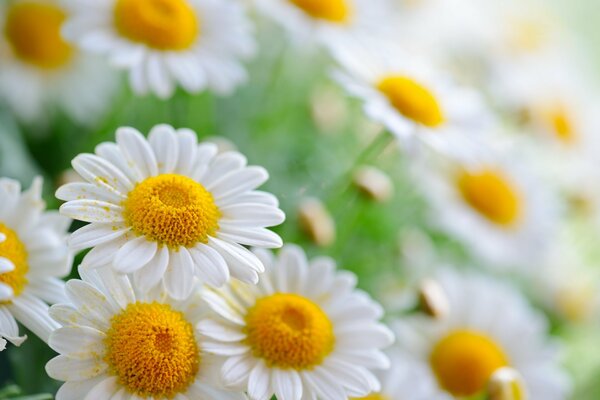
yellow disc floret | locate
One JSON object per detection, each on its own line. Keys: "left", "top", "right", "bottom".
{"left": 0, "top": 223, "right": 29, "bottom": 298}
{"left": 377, "top": 75, "right": 445, "bottom": 128}
{"left": 289, "top": 0, "right": 351, "bottom": 23}
{"left": 245, "top": 293, "right": 334, "bottom": 370}
{"left": 457, "top": 169, "right": 521, "bottom": 227}
{"left": 430, "top": 330, "right": 509, "bottom": 397}
{"left": 352, "top": 394, "right": 389, "bottom": 400}
{"left": 123, "top": 174, "right": 220, "bottom": 248}
{"left": 114, "top": 0, "right": 199, "bottom": 50}
{"left": 4, "top": 3, "right": 73, "bottom": 69}
{"left": 545, "top": 105, "right": 576, "bottom": 144}
{"left": 104, "top": 302, "right": 199, "bottom": 398}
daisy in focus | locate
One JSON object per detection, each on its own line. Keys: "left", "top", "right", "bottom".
{"left": 57, "top": 124, "right": 285, "bottom": 300}
{"left": 0, "top": 0, "right": 117, "bottom": 124}
{"left": 46, "top": 266, "right": 246, "bottom": 400}
{"left": 199, "top": 244, "right": 394, "bottom": 400}
{"left": 392, "top": 269, "right": 571, "bottom": 399}
{"left": 0, "top": 177, "right": 71, "bottom": 349}
{"left": 252, "top": 0, "right": 391, "bottom": 47}
{"left": 62, "top": 0, "right": 255, "bottom": 99}
{"left": 412, "top": 144, "right": 559, "bottom": 268}
{"left": 332, "top": 40, "right": 489, "bottom": 156}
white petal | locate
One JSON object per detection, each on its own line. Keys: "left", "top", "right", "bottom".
{"left": 71, "top": 154, "right": 132, "bottom": 194}
{"left": 220, "top": 204, "right": 286, "bottom": 227}
{"left": 164, "top": 248, "right": 196, "bottom": 300}
{"left": 134, "top": 245, "right": 169, "bottom": 292}
{"left": 49, "top": 326, "right": 105, "bottom": 359}
{"left": 189, "top": 244, "right": 229, "bottom": 287}
{"left": 248, "top": 361, "right": 272, "bottom": 400}
{"left": 197, "top": 319, "right": 245, "bottom": 342}
{"left": 56, "top": 182, "right": 124, "bottom": 204}
{"left": 208, "top": 167, "right": 269, "bottom": 200}
{"left": 221, "top": 354, "right": 254, "bottom": 388}
{"left": 60, "top": 200, "right": 124, "bottom": 223}
{"left": 9, "top": 294, "right": 59, "bottom": 343}
{"left": 174, "top": 128, "right": 199, "bottom": 175}
{"left": 65, "top": 280, "right": 113, "bottom": 331}
{"left": 81, "top": 240, "right": 123, "bottom": 269}
{"left": 69, "top": 223, "right": 129, "bottom": 251}
{"left": 149, "top": 124, "right": 179, "bottom": 174}
{"left": 217, "top": 226, "right": 282, "bottom": 249}
{"left": 84, "top": 376, "right": 119, "bottom": 400}
{"left": 116, "top": 127, "right": 159, "bottom": 178}
{"left": 55, "top": 375, "right": 106, "bottom": 400}
{"left": 273, "top": 369, "right": 302, "bottom": 400}
{"left": 113, "top": 236, "right": 157, "bottom": 274}
{"left": 46, "top": 355, "right": 107, "bottom": 381}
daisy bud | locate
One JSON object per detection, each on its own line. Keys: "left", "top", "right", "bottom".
{"left": 353, "top": 166, "right": 393, "bottom": 202}
{"left": 311, "top": 86, "right": 348, "bottom": 134}
{"left": 417, "top": 279, "right": 449, "bottom": 319}
{"left": 298, "top": 198, "right": 336, "bottom": 247}
{"left": 487, "top": 367, "right": 527, "bottom": 400}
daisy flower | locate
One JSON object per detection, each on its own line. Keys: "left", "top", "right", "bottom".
{"left": 251, "top": 0, "right": 391, "bottom": 47}
{"left": 0, "top": 0, "right": 118, "bottom": 124}
{"left": 331, "top": 40, "right": 489, "bottom": 156}
{"left": 392, "top": 269, "right": 571, "bottom": 400}
{"left": 412, "top": 144, "right": 559, "bottom": 268}
{"left": 56, "top": 124, "right": 285, "bottom": 300}
{"left": 62, "top": 0, "right": 255, "bottom": 99}
{"left": 351, "top": 350, "right": 437, "bottom": 400}
{"left": 46, "top": 266, "right": 246, "bottom": 400}
{"left": 0, "top": 177, "right": 72, "bottom": 349}
{"left": 199, "top": 244, "right": 395, "bottom": 400}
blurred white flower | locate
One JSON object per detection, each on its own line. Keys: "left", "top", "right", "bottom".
{"left": 63, "top": 0, "right": 255, "bottom": 99}
{"left": 199, "top": 245, "right": 394, "bottom": 400}
{"left": 46, "top": 267, "right": 246, "bottom": 400}
{"left": 0, "top": 177, "right": 72, "bottom": 349}
{"left": 392, "top": 269, "right": 571, "bottom": 399}
{"left": 412, "top": 143, "right": 560, "bottom": 269}
{"left": 0, "top": 0, "right": 118, "bottom": 124}
{"left": 331, "top": 40, "right": 490, "bottom": 157}
{"left": 57, "top": 125, "right": 285, "bottom": 300}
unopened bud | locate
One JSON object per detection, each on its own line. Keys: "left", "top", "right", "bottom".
{"left": 488, "top": 367, "right": 527, "bottom": 400}
{"left": 353, "top": 166, "right": 393, "bottom": 202}
{"left": 298, "top": 198, "right": 336, "bottom": 247}
{"left": 417, "top": 279, "right": 449, "bottom": 319}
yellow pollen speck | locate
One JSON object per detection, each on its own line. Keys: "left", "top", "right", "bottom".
{"left": 114, "top": 0, "right": 199, "bottom": 50}
{"left": 123, "top": 174, "right": 220, "bottom": 248}
{"left": 430, "top": 330, "right": 509, "bottom": 397}
{"left": 544, "top": 106, "right": 577, "bottom": 144}
{"left": 245, "top": 293, "right": 334, "bottom": 370}
{"left": 4, "top": 2, "right": 73, "bottom": 69}
{"left": 377, "top": 75, "right": 445, "bottom": 128}
{"left": 457, "top": 169, "right": 521, "bottom": 227}
{"left": 0, "top": 223, "right": 29, "bottom": 299}
{"left": 289, "top": 0, "right": 351, "bottom": 23}
{"left": 104, "top": 302, "right": 199, "bottom": 398}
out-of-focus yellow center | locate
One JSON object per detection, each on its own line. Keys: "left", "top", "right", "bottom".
{"left": 4, "top": 3, "right": 73, "bottom": 69}
{"left": 352, "top": 394, "right": 389, "bottom": 400}
{"left": 104, "top": 302, "right": 199, "bottom": 398}
{"left": 0, "top": 223, "right": 29, "bottom": 298}
{"left": 289, "top": 0, "right": 351, "bottom": 23}
{"left": 457, "top": 169, "right": 521, "bottom": 227}
{"left": 245, "top": 293, "right": 334, "bottom": 369}
{"left": 509, "top": 19, "right": 547, "bottom": 53}
{"left": 430, "top": 330, "right": 509, "bottom": 397}
{"left": 114, "top": 0, "right": 199, "bottom": 50}
{"left": 556, "top": 284, "right": 595, "bottom": 322}
{"left": 544, "top": 106, "right": 576, "bottom": 144}
{"left": 377, "top": 75, "right": 445, "bottom": 128}
{"left": 123, "top": 174, "right": 220, "bottom": 248}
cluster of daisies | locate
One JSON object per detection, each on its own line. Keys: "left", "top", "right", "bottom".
{"left": 1, "top": 0, "right": 599, "bottom": 398}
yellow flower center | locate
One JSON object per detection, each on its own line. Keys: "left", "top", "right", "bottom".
{"left": 430, "top": 330, "right": 509, "bottom": 397}
{"left": 509, "top": 19, "right": 547, "bottom": 53}
{"left": 114, "top": 0, "right": 199, "bottom": 50}
{"left": 104, "top": 302, "right": 200, "bottom": 398}
{"left": 457, "top": 169, "right": 521, "bottom": 227}
{"left": 289, "top": 0, "right": 351, "bottom": 23}
{"left": 245, "top": 293, "right": 334, "bottom": 370}
{"left": 377, "top": 75, "right": 445, "bottom": 128}
{"left": 0, "top": 223, "right": 29, "bottom": 299}
{"left": 123, "top": 174, "right": 220, "bottom": 248}
{"left": 352, "top": 394, "right": 389, "bottom": 400}
{"left": 4, "top": 3, "right": 73, "bottom": 69}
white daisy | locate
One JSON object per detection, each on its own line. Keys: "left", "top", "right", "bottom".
{"left": 56, "top": 124, "right": 285, "bottom": 300}
{"left": 350, "top": 350, "right": 437, "bottom": 400}
{"left": 392, "top": 269, "right": 571, "bottom": 400}
{"left": 0, "top": 0, "right": 118, "bottom": 124}
{"left": 251, "top": 0, "right": 391, "bottom": 47}
{"left": 0, "top": 177, "right": 72, "bottom": 349}
{"left": 331, "top": 39, "right": 490, "bottom": 156}
{"left": 62, "top": 0, "right": 255, "bottom": 99}
{"left": 199, "top": 244, "right": 395, "bottom": 400}
{"left": 46, "top": 266, "right": 247, "bottom": 400}
{"left": 412, "top": 143, "right": 559, "bottom": 268}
